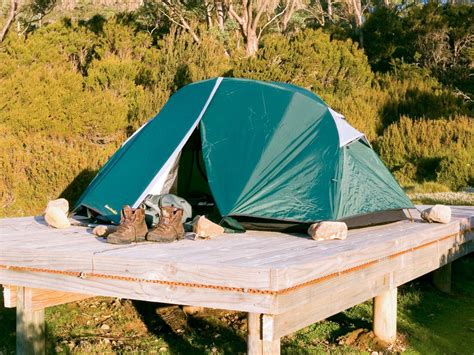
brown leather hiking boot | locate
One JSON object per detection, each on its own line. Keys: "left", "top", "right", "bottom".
{"left": 147, "top": 206, "right": 185, "bottom": 243}
{"left": 107, "top": 206, "right": 148, "bottom": 244}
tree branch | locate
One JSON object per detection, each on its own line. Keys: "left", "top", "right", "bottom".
{"left": 228, "top": 4, "right": 245, "bottom": 26}
{"left": 0, "top": 0, "right": 18, "bottom": 43}
{"left": 258, "top": 0, "right": 290, "bottom": 38}
{"left": 251, "top": 0, "right": 269, "bottom": 32}
{"left": 160, "top": 0, "right": 200, "bottom": 43}
{"left": 157, "top": 7, "right": 188, "bottom": 30}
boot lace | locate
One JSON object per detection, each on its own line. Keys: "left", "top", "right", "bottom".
{"left": 116, "top": 214, "right": 137, "bottom": 236}
{"left": 154, "top": 215, "right": 172, "bottom": 233}
{"left": 153, "top": 212, "right": 182, "bottom": 238}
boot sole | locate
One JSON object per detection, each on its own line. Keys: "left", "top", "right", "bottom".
{"left": 107, "top": 235, "right": 147, "bottom": 245}
{"left": 146, "top": 233, "right": 184, "bottom": 243}
{"left": 146, "top": 236, "right": 177, "bottom": 243}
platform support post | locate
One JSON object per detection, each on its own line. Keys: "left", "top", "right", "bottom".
{"left": 247, "top": 313, "right": 280, "bottom": 355}
{"left": 247, "top": 313, "right": 263, "bottom": 355}
{"left": 373, "top": 287, "right": 397, "bottom": 343}
{"left": 432, "top": 262, "right": 452, "bottom": 294}
{"left": 262, "top": 339, "right": 280, "bottom": 354}
{"left": 16, "top": 287, "right": 45, "bottom": 355}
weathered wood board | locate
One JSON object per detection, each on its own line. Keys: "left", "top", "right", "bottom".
{"left": 0, "top": 206, "right": 472, "bottom": 316}
{"left": 3, "top": 285, "right": 92, "bottom": 310}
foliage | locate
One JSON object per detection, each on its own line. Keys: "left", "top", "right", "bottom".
{"left": 376, "top": 115, "right": 473, "bottom": 186}
{"left": 363, "top": 3, "right": 474, "bottom": 98}
{"left": 377, "top": 62, "right": 471, "bottom": 129}
{"left": 409, "top": 191, "right": 474, "bottom": 206}
{"left": 0, "top": 6, "right": 473, "bottom": 216}
{"left": 406, "top": 182, "right": 450, "bottom": 194}
{"left": 0, "top": 19, "right": 231, "bottom": 216}
{"left": 437, "top": 150, "right": 474, "bottom": 191}
{"left": 0, "top": 130, "right": 118, "bottom": 217}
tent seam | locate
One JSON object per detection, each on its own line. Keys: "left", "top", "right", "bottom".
{"left": 132, "top": 77, "right": 224, "bottom": 208}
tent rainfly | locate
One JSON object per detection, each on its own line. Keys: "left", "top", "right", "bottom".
{"left": 74, "top": 78, "right": 414, "bottom": 226}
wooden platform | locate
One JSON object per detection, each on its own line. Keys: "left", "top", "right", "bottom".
{"left": 1, "top": 206, "right": 473, "bottom": 354}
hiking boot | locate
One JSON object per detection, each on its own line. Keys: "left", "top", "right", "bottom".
{"left": 107, "top": 206, "right": 148, "bottom": 244}
{"left": 147, "top": 206, "right": 185, "bottom": 243}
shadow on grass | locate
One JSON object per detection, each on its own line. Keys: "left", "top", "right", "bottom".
{"left": 0, "top": 291, "right": 58, "bottom": 354}
{"left": 132, "top": 301, "right": 246, "bottom": 354}
{"left": 397, "top": 254, "right": 474, "bottom": 354}
{"left": 0, "top": 291, "right": 15, "bottom": 353}
{"left": 326, "top": 310, "right": 373, "bottom": 342}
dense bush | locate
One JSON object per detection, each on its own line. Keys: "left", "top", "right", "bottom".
{"left": 0, "top": 20, "right": 231, "bottom": 216}
{"left": 0, "top": 131, "right": 118, "bottom": 216}
{"left": 377, "top": 115, "right": 473, "bottom": 186}
{"left": 0, "top": 16, "right": 472, "bottom": 217}
{"left": 437, "top": 150, "right": 474, "bottom": 191}
{"left": 363, "top": 4, "right": 474, "bottom": 87}
{"left": 377, "top": 63, "right": 471, "bottom": 129}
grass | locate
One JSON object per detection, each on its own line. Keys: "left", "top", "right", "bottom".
{"left": 1, "top": 255, "right": 473, "bottom": 354}
{"left": 405, "top": 183, "right": 474, "bottom": 206}
{"left": 409, "top": 192, "right": 474, "bottom": 206}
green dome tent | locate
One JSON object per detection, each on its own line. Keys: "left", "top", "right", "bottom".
{"left": 74, "top": 78, "right": 413, "bottom": 227}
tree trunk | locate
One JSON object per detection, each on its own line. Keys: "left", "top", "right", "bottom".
{"left": 350, "top": 0, "right": 364, "bottom": 47}
{"left": 352, "top": 0, "right": 363, "bottom": 27}
{"left": 0, "top": 0, "right": 18, "bottom": 43}
{"left": 281, "top": 0, "right": 296, "bottom": 32}
{"left": 246, "top": 30, "right": 258, "bottom": 56}
{"left": 327, "top": 0, "right": 333, "bottom": 20}
{"left": 204, "top": 0, "right": 213, "bottom": 29}
{"left": 215, "top": 1, "right": 225, "bottom": 31}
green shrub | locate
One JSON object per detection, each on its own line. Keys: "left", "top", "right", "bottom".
{"left": 0, "top": 130, "right": 119, "bottom": 217}
{"left": 392, "top": 162, "right": 417, "bottom": 187}
{"left": 377, "top": 115, "right": 473, "bottom": 189}
{"left": 437, "top": 150, "right": 474, "bottom": 191}
{"left": 377, "top": 63, "right": 471, "bottom": 130}
{"left": 0, "top": 19, "right": 231, "bottom": 216}
{"left": 0, "top": 16, "right": 472, "bottom": 217}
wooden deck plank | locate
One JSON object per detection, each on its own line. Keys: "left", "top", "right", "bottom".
{"left": 0, "top": 268, "right": 276, "bottom": 313}
{"left": 0, "top": 206, "right": 472, "bottom": 303}
{"left": 91, "top": 254, "right": 274, "bottom": 289}
{"left": 186, "top": 235, "right": 314, "bottom": 264}
{"left": 3, "top": 285, "right": 91, "bottom": 310}
{"left": 1, "top": 205, "right": 472, "bottom": 355}
{"left": 269, "top": 220, "right": 465, "bottom": 289}
{"left": 105, "top": 236, "right": 265, "bottom": 262}
{"left": 232, "top": 222, "right": 422, "bottom": 267}
{"left": 274, "top": 233, "right": 473, "bottom": 317}
{"left": 266, "top": 239, "right": 473, "bottom": 338}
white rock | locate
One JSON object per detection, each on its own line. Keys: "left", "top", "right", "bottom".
{"left": 421, "top": 205, "right": 451, "bottom": 224}
{"left": 182, "top": 306, "right": 205, "bottom": 315}
{"left": 44, "top": 206, "right": 70, "bottom": 229}
{"left": 192, "top": 216, "right": 224, "bottom": 239}
{"left": 308, "top": 221, "right": 348, "bottom": 241}
{"left": 46, "top": 198, "right": 69, "bottom": 214}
